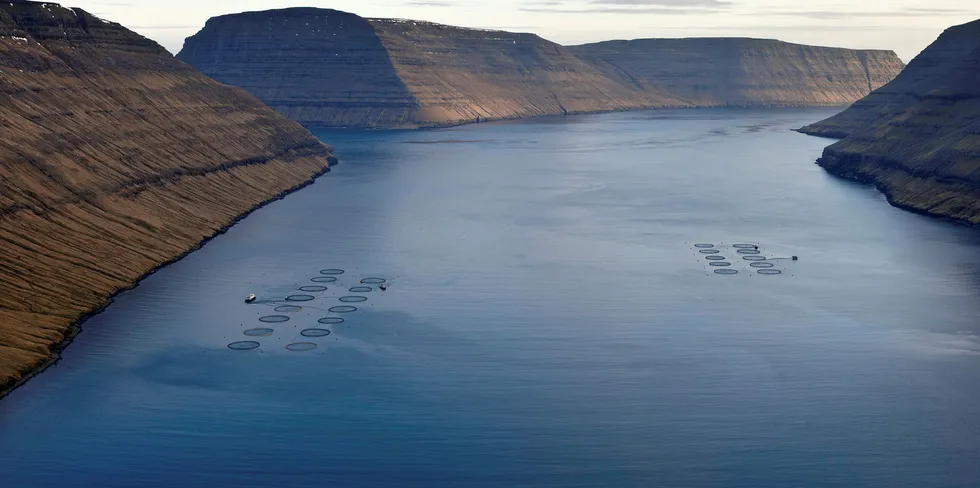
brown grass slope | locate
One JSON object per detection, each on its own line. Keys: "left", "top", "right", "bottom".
{"left": 0, "top": 1, "right": 336, "bottom": 395}
{"left": 800, "top": 18, "right": 980, "bottom": 225}
{"left": 177, "top": 8, "right": 903, "bottom": 129}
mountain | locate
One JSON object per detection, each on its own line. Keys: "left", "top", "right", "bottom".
{"left": 176, "top": 9, "right": 672, "bottom": 128}
{"left": 177, "top": 8, "right": 905, "bottom": 129}
{"left": 568, "top": 38, "right": 904, "bottom": 107}
{"left": 800, "top": 19, "right": 980, "bottom": 225}
{"left": 0, "top": 1, "right": 336, "bottom": 395}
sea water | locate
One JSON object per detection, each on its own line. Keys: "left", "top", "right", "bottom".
{"left": 2, "top": 109, "right": 980, "bottom": 487}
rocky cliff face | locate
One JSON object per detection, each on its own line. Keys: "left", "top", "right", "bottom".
{"left": 178, "top": 9, "right": 903, "bottom": 128}
{"left": 799, "top": 19, "right": 980, "bottom": 225}
{"left": 176, "top": 8, "right": 420, "bottom": 128}
{"left": 367, "top": 19, "right": 671, "bottom": 126}
{"left": 178, "top": 10, "right": 672, "bottom": 128}
{"left": 569, "top": 38, "right": 905, "bottom": 107}
{"left": 0, "top": 1, "right": 336, "bottom": 395}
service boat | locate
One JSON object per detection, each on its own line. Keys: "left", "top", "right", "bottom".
{"left": 245, "top": 294, "right": 257, "bottom": 303}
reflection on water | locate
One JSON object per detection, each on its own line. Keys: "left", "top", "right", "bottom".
{"left": 2, "top": 109, "right": 980, "bottom": 488}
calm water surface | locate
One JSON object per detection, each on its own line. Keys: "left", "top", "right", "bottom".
{"left": 3, "top": 109, "right": 980, "bottom": 487}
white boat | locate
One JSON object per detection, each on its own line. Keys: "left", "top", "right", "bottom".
{"left": 245, "top": 294, "right": 257, "bottom": 303}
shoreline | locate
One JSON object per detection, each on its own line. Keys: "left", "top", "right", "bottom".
{"left": 815, "top": 157, "right": 980, "bottom": 229}
{"left": 300, "top": 103, "right": 853, "bottom": 131}
{"left": 7, "top": 108, "right": 945, "bottom": 402}
{"left": 795, "top": 128, "right": 980, "bottom": 228}
{"left": 0, "top": 157, "right": 338, "bottom": 402}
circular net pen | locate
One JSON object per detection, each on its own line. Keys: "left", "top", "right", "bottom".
{"left": 743, "top": 256, "right": 767, "bottom": 262}
{"left": 320, "top": 269, "right": 345, "bottom": 276}
{"left": 301, "top": 328, "right": 332, "bottom": 338}
{"left": 228, "top": 341, "right": 261, "bottom": 351}
{"left": 339, "top": 296, "right": 368, "bottom": 303}
{"left": 275, "top": 305, "right": 303, "bottom": 313}
{"left": 318, "top": 317, "right": 345, "bottom": 325}
{"left": 299, "top": 286, "right": 328, "bottom": 292}
{"left": 349, "top": 286, "right": 373, "bottom": 293}
{"left": 737, "top": 249, "right": 761, "bottom": 255}
{"left": 750, "top": 262, "right": 775, "bottom": 268}
{"left": 705, "top": 256, "right": 727, "bottom": 261}
{"left": 329, "top": 306, "right": 358, "bottom": 314}
{"left": 694, "top": 244, "right": 715, "bottom": 249}
{"left": 286, "top": 342, "right": 318, "bottom": 352}
{"left": 361, "top": 278, "right": 387, "bottom": 285}
{"left": 758, "top": 269, "right": 783, "bottom": 275}
{"left": 311, "top": 276, "right": 337, "bottom": 283}
{"left": 286, "top": 295, "right": 316, "bottom": 302}
{"left": 709, "top": 262, "right": 732, "bottom": 267}
{"left": 244, "top": 328, "right": 275, "bottom": 337}
{"left": 699, "top": 250, "right": 721, "bottom": 255}
{"left": 714, "top": 269, "right": 739, "bottom": 275}
{"left": 259, "top": 315, "right": 291, "bottom": 323}
{"left": 733, "top": 244, "right": 757, "bottom": 249}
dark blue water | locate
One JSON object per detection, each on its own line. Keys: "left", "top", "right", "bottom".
{"left": 3, "top": 109, "right": 980, "bottom": 487}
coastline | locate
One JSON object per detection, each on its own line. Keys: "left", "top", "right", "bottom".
{"left": 796, "top": 127, "right": 980, "bottom": 228}
{"left": 815, "top": 154, "right": 980, "bottom": 228}
{"left": 303, "top": 102, "right": 854, "bottom": 131}
{"left": 1, "top": 107, "right": 906, "bottom": 403}
{"left": 0, "top": 156, "right": 338, "bottom": 401}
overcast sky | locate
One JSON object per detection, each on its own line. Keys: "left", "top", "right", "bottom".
{"left": 70, "top": 0, "right": 980, "bottom": 61}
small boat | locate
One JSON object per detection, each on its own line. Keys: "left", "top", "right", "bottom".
{"left": 245, "top": 294, "right": 257, "bottom": 303}
{"left": 379, "top": 284, "right": 388, "bottom": 291}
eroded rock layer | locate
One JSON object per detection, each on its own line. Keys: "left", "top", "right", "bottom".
{"left": 178, "top": 9, "right": 903, "bottom": 128}
{"left": 800, "top": 19, "right": 980, "bottom": 224}
{"left": 178, "top": 8, "right": 420, "bottom": 128}
{"left": 0, "top": 1, "right": 336, "bottom": 394}
{"left": 368, "top": 19, "right": 671, "bottom": 126}
{"left": 569, "top": 38, "right": 905, "bottom": 107}
{"left": 178, "top": 10, "right": 671, "bottom": 128}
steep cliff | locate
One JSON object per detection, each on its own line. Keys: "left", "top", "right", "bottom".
{"left": 178, "top": 10, "right": 673, "bottom": 128}
{"left": 176, "top": 8, "right": 420, "bottom": 128}
{"left": 0, "top": 1, "right": 336, "bottom": 395}
{"left": 178, "top": 9, "right": 902, "bottom": 128}
{"left": 367, "top": 19, "right": 671, "bottom": 126}
{"left": 569, "top": 38, "right": 904, "bottom": 107}
{"left": 799, "top": 19, "right": 980, "bottom": 225}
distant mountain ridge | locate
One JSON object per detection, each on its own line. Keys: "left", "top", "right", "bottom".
{"left": 800, "top": 18, "right": 980, "bottom": 225}
{"left": 177, "top": 8, "right": 905, "bottom": 128}
{"left": 569, "top": 38, "right": 903, "bottom": 108}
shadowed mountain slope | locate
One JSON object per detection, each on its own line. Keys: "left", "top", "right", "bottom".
{"left": 800, "top": 19, "right": 980, "bottom": 224}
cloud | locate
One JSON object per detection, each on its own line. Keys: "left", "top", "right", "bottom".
{"left": 591, "top": 0, "right": 729, "bottom": 5}
{"left": 471, "top": 24, "right": 543, "bottom": 31}
{"left": 760, "top": 8, "right": 980, "bottom": 20}
{"left": 906, "top": 8, "right": 978, "bottom": 15}
{"left": 128, "top": 25, "right": 201, "bottom": 30}
{"left": 520, "top": 0, "right": 731, "bottom": 15}
{"left": 86, "top": 2, "right": 137, "bottom": 6}
{"left": 404, "top": 1, "right": 454, "bottom": 6}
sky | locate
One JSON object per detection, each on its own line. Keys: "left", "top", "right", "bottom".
{"left": 69, "top": 0, "right": 980, "bottom": 61}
